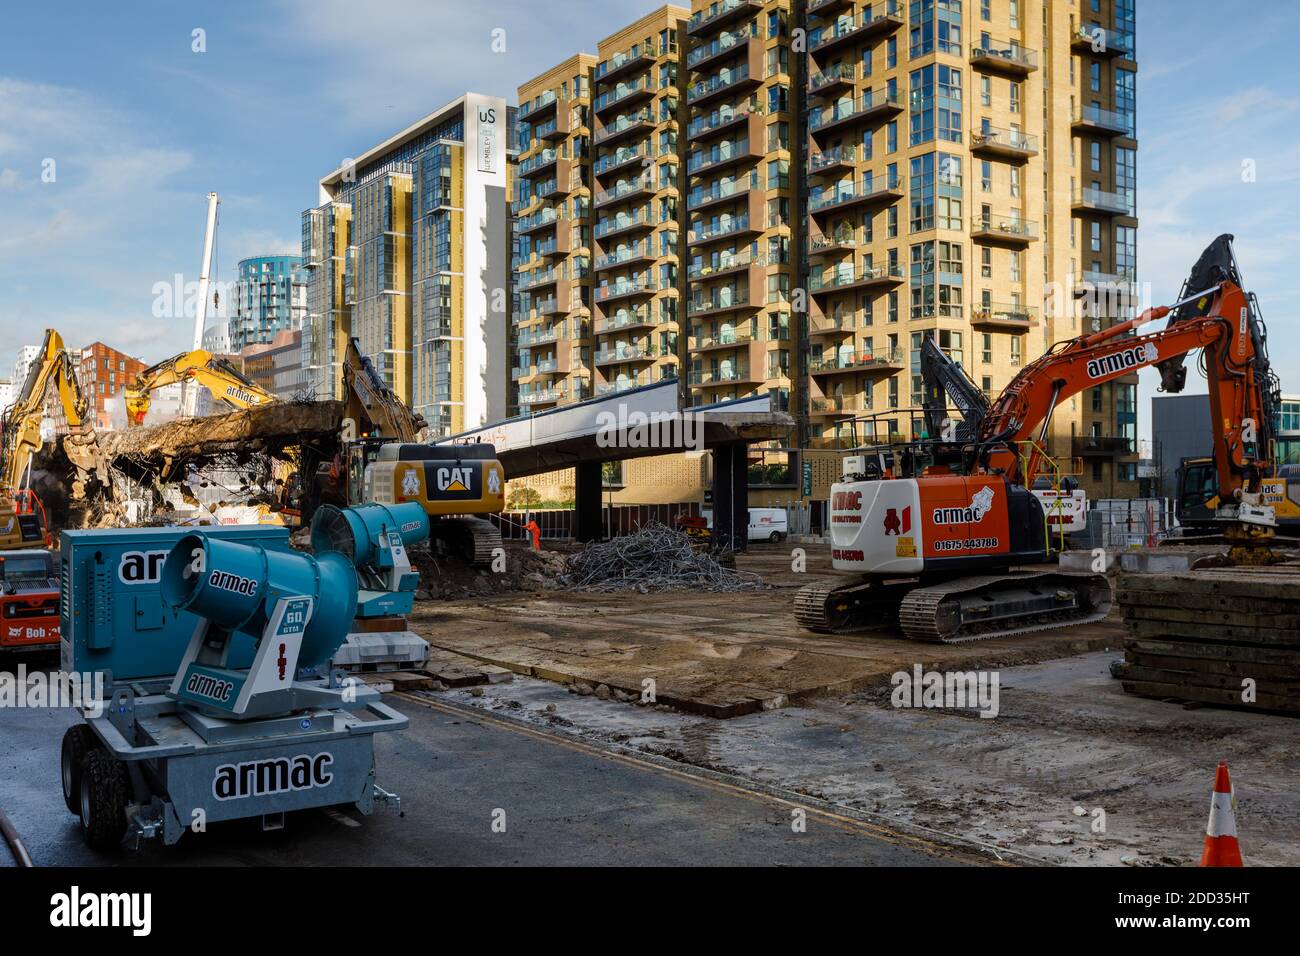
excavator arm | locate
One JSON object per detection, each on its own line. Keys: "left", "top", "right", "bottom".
{"left": 340, "top": 337, "right": 426, "bottom": 441}
{"left": 980, "top": 277, "right": 1271, "bottom": 518}
{"left": 920, "top": 336, "right": 989, "bottom": 442}
{"left": 124, "top": 350, "right": 274, "bottom": 426}
{"left": 1, "top": 329, "right": 95, "bottom": 494}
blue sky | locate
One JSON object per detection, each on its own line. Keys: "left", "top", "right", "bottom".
{"left": 1, "top": 0, "right": 1297, "bottom": 440}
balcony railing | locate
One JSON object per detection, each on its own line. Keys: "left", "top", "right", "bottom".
{"left": 972, "top": 302, "right": 1037, "bottom": 326}
{"left": 594, "top": 111, "right": 656, "bottom": 144}
{"left": 971, "top": 125, "right": 1039, "bottom": 157}
{"left": 687, "top": 248, "right": 766, "bottom": 280}
{"left": 593, "top": 78, "right": 650, "bottom": 113}
{"left": 687, "top": 138, "right": 750, "bottom": 174}
{"left": 809, "top": 173, "right": 901, "bottom": 213}
{"left": 1073, "top": 105, "right": 1131, "bottom": 135}
{"left": 594, "top": 46, "right": 656, "bottom": 83}
{"left": 1071, "top": 24, "right": 1134, "bottom": 58}
{"left": 809, "top": 348, "right": 902, "bottom": 374}
{"left": 809, "top": 90, "right": 902, "bottom": 132}
{"left": 688, "top": 0, "right": 763, "bottom": 36}
{"left": 687, "top": 174, "right": 755, "bottom": 209}
{"left": 808, "top": 144, "right": 859, "bottom": 174}
{"left": 515, "top": 208, "right": 563, "bottom": 234}
{"left": 595, "top": 240, "right": 655, "bottom": 271}
{"left": 519, "top": 90, "right": 557, "bottom": 118}
{"left": 688, "top": 288, "right": 749, "bottom": 314}
{"left": 594, "top": 277, "right": 658, "bottom": 302}
{"left": 519, "top": 148, "right": 559, "bottom": 176}
{"left": 595, "top": 345, "right": 657, "bottom": 365}
{"left": 594, "top": 210, "right": 653, "bottom": 240}
{"left": 594, "top": 145, "right": 647, "bottom": 177}
{"left": 809, "top": 1, "right": 903, "bottom": 53}
{"left": 970, "top": 42, "right": 1039, "bottom": 73}
{"left": 971, "top": 215, "right": 1038, "bottom": 242}
{"left": 688, "top": 104, "right": 762, "bottom": 140}
{"left": 1073, "top": 187, "right": 1135, "bottom": 216}
{"left": 519, "top": 388, "right": 561, "bottom": 405}
{"left": 691, "top": 215, "right": 751, "bottom": 243}
{"left": 687, "top": 65, "right": 751, "bottom": 103}
{"left": 687, "top": 25, "right": 755, "bottom": 69}
{"left": 688, "top": 366, "right": 752, "bottom": 385}
{"left": 808, "top": 264, "right": 904, "bottom": 293}
{"left": 595, "top": 307, "right": 657, "bottom": 333}
{"left": 595, "top": 177, "right": 655, "bottom": 207}
{"left": 808, "top": 62, "right": 858, "bottom": 95}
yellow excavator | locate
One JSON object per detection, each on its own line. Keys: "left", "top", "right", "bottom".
{"left": 300, "top": 337, "right": 505, "bottom": 565}
{"left": 0, "top": 330, "right": 104, "bottom": 549}
{"left": 123, "top": 349, "right": 275, "bottom": 426}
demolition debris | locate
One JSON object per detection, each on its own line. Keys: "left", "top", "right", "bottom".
{"left": 560, "top": 523, "right": 766, "bottom": 593}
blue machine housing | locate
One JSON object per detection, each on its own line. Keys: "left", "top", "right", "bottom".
{"left": 161, "top": 534, "right": 358, "bottom": 671}
{"left": 60, "top": 525, "right": 294, "bottom": 685}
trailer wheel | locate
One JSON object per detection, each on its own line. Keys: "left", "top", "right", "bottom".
{"left": 79, "top": 750, "right": 129, "bottom": 852}
{"left": 60, "top": 725, "right": 100, "bottom": 815}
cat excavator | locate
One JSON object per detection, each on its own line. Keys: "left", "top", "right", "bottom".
{"left": 796, "top": 235, "right": 1279, "bottom": 641}
{"left": 297, "top": 337, "right": 505, "bottom": 565}
{"left": 0, "top": 329, "right": 105, "bottom": 550}
{"left": 123, "top": 349, "right": 275, "bottom": 425}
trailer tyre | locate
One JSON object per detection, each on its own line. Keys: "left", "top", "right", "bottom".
{"left": 79, "top": 749, "right": 129, "bottom": 852}
{"left": 60, "top": 725, "right": 100, "bottom": 815}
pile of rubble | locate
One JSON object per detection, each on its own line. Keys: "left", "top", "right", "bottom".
{"left": 410, "top": 542, "right": 569, "bottom": 600}
{"left": 560, "top": 523, "right": 766, "bottom": 593}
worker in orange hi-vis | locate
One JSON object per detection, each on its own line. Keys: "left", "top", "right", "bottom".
{"left": 1200, "top": 762, "right": 1243, "bottom": 867}
{"left": 524, "top": 517, "right": 541, "bottom": 551}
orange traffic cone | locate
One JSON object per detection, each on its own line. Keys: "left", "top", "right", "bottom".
{"left": 1200, "top": 762, "right": 1243, "bottom": 867}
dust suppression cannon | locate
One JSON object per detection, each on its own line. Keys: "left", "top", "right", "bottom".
{"left": 58, "top": 502, "right": 431, "bottom": 850}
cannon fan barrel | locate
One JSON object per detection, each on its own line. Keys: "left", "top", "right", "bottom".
{"left": 161, "top": 535, "right": 359, "bottom": 670}
{"left": 310, "top": 501, "right": 431, "bottom": 565}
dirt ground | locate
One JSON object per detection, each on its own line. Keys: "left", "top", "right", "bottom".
{"left": 405, "top": 542, "right": 1300, "bottom": 865}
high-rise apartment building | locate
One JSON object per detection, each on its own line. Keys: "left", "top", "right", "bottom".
{"left": 302, "top": 93, "right": 514, "bottom": 436}
{"left": 230, "top": 255, "right": 307, "bottom": 352}
{"left": 509, "top": 0, "right": 1140, "bottom": 499}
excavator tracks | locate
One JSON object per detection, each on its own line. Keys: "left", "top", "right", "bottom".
{"left": 898, "top": 572, "right": 1112, "bottom": 643}
{"left": 794, "top": 580, "right": 913, "bottom": 634}
{"left": 432, "top": 517, "right": 503, "bottom": 568}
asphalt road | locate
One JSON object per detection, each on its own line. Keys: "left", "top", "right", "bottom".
{"left": 0, "top": 664, "right": 968, "bottom": 867}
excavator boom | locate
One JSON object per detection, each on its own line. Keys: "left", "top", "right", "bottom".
{"left": 124, "top": 349, "right": 274, "bottom": 425}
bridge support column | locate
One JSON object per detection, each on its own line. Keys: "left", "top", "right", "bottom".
{"left": 711, "top": 443, "right": 749, "bottom": 553}
{"left": 574, "top": 460, "right": 604, "bottom": 543}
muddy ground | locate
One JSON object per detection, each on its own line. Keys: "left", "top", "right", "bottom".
{"left": 404, "top": 542, "right": 1300, "bottom": 866}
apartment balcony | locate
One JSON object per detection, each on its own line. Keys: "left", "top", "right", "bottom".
{"left": 595, "top": 344, "right": 659, "bottom": 367}
{"left": 593, "top": 144, "right": 648, "bottom": 179}
{"left": 809, "top": 2, "right": 903, "bottom": 55}
{"left": 519, "top": 90, "right": 558, "bottom": 120}
{"left": 687, "top": 137, "right": 762, "bottom": 176}
{"left": 594, "top": 210, "right": 655, "bottom": 242}
{"left": 516, "top": 265, "right": 561, "bottom": 292}
{"left": 594, "top": 112, "right": 657, "bottom": 147}
{"left": 595, "top": 306, "right": 658, "bottom": 335}
{"left": 686, "top": 175, "right": 759, "bottom": 214}
{"left": 687, "top": 287, "right": 750, "bottom": 318}
{"left": 516, "top": 326, "right": 560, "bottom": 347}
{"left": 687, "top": 106, "right": 764, "bottom": 144}
{"left": 521, "top": 154, "right": 573, "bottom": 186}
{"left": 809, "top": 347, "right": 904, "bottom": 377}
{"left": 691, "top": 329, "right": 760, "bottom": 353}
{"left": 807, "top": 62, "right": 859, "bottom": 98}
{"left": 971, "top": 302, "right": 1038, "bottom": 331}
{"left": 809, "top": 395, "right": 865, "bottom": 418}
{"left": 1072, "top": 187, "right": 1135, "bottom": 218}
{"left": 808, "top": 231, "right": 860, "bottom": 258}
{"left": 1073, "top": 435, "right": 1134, "bottom": 459}
{"left": 809, "top": 173, "right": 903, "bottom": 218}
{"left": 688, "top": 0, "right": 764, "bottom": 37}
{"left": 592, "top": 78, "right": 654, "bottom": 117}
{"left": 688, "top": 365, "right": 762, "bottom": 387}
{"left": 807, "top": 144, "right": 860, "bottom": 178}
{"left": 515, "top": 208, "right": 565, "bottom": 236}
{"left": 687, "top": 249, "right": 767, "bottom": 286}
{"left": 971, "top": 215, "right": 1038, "bottom": 247}
{"left": 534, "top": 288, "right": 572, "bottom": 316}
{"left": 809, "top": 264, "right": 904, "bottom": 297}
{"left": 807, "top": 0, "right": 853, "bottom": 16}
{"left": 594, "top": 177, "right": 656, "bottom": 209}
{"left": 1072, "top": 105, "right": 1131, "bottom": 136}
{"left": 808, "top": 90, "right": 903, "bottom": 136}
{"left": 969, "top": 42, "right": 1039, "bottom": 77}
{"left": 1074, "top": 270, "right": 1138, "bottom": 303}
{"left": 1071, "top": 24, "right": 1134, "bottom": 59}
{"left": 970, "top": 126, "right": 1039, "bottom": 161}
{"left": 687, "top": 63, "right": 759, "bottom": 107}
{"left": 519, "top": 387, "right": 562, "bottom": 407}
{"left": 594, "top": 239, "right": 657, "bottom": 274}
{"left": 534, "top": 110, "right": 575, "bottom": 142}
{"left": 596, "top": 373, "right": 654, "bottom": 396}
{"left": 688, "top": 27, "right": 759, "bottom": 72}
{"left": 690, "top": 213, "right": 761, "bottom": 247}
{"left": 594, "top": 46, "right": 657, "bottom": 85}
{"left": 594, "top": 277, "right": 658, "bottom": 305}
{"left": 534, "top": 176, "right": 574, "bottom": 201}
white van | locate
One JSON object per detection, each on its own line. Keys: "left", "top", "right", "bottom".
{"left": 701, "top": 507, "right": 789, "bottom": 543}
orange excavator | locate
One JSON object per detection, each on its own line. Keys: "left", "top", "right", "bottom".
{"left": 797, "top": 235, "right": 1280, "bottom": 641}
